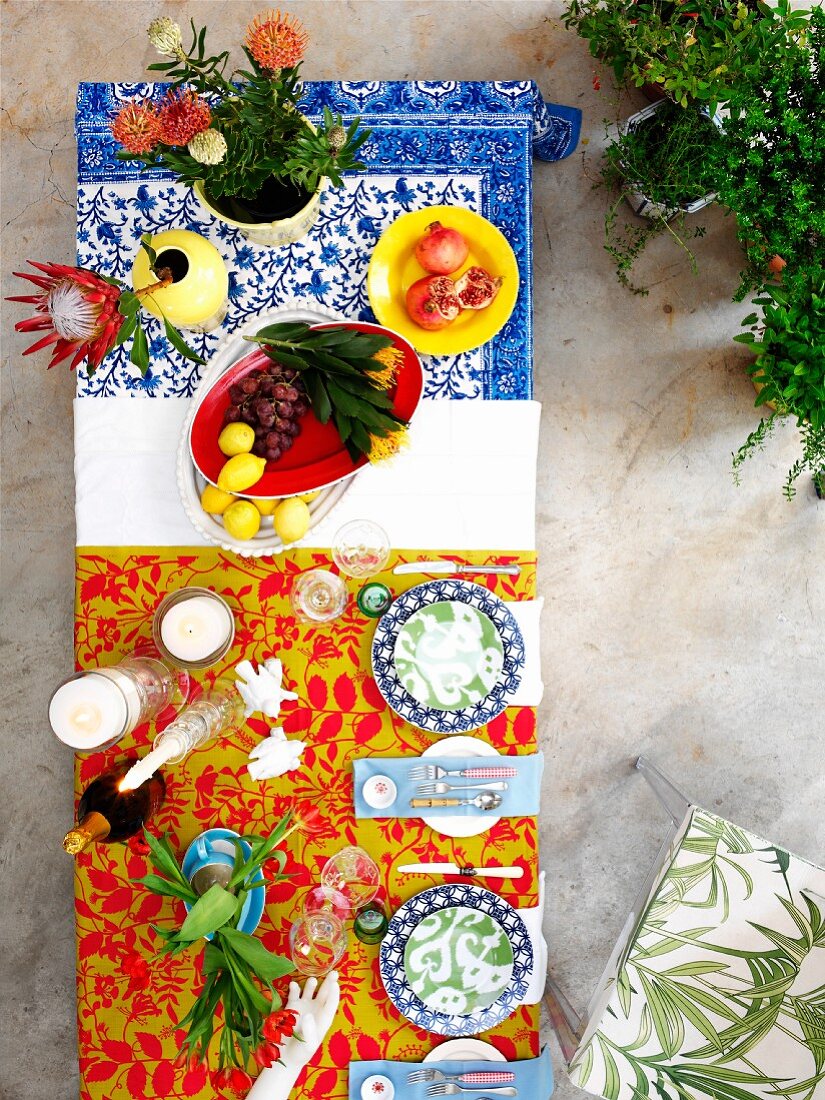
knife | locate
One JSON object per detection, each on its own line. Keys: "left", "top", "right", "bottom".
{"left": 397, "top": 862, "right": 524, "bottom": 879}
{"left": 393, "top": 561, "right": 521, "bottom": 576}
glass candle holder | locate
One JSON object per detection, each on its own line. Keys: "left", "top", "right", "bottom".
{"left": 332, "top": 520, "right": 391, "bottom": 579}
{"left": 290, "top": 570, "right": 348, "bottom": 623}
{"left": 152, "top": 588, "right": 235, "bottom": 670}
{"left": 118, "top": 679, "right": 244, "bottom": 791}
{"left": 320, "top": 846, "right": 381, "bottom": 913}
{"left": 289, "top": 912, "right": 347, "bottom": 977}
{"left": 49, "top": 655, "right": 176, "bottom": 752}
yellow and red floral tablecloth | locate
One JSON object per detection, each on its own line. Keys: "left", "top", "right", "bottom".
{"left": 73, "top": 548, "right": 539, "bottom": 1100}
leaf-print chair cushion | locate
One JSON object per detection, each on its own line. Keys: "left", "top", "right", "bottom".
{"left": 567, "top": 807, "right": 825, "bottom": 1100}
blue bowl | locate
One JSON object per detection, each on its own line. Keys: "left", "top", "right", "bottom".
{"left": 181, "top": 827, "right": 265, "bottom": 938}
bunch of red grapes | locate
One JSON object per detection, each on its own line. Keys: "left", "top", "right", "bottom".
{"left": 223, "top": 362, "right": 309, "bottom": 462}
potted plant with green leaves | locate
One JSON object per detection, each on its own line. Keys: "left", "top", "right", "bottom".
{"left": 710, "top": 7, "right": 825, "bottom": 301}
{"left": 732, "top": 273, "right": 825, "bottom": 499}
{"left": 562, "top": 0, "right": 808, "bottom": 112}
{"left": 111, "top": 12, "right": 369, "bottom": 247}
{"left": 598, "top": 98, "right": 725, "bottom": 293}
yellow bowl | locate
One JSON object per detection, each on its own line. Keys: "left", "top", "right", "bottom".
{"left": 367, "top": 205, "right": 519, "bottom": 356}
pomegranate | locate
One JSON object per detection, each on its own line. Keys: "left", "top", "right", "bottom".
{"left": 414, "top": 221, "right": 469, "bottom": 274}
{"left": 454, "top": 265, "right": 503, "bottom": 310}
{"left": 405, "top": 275, "right": 461, "bottom": 330}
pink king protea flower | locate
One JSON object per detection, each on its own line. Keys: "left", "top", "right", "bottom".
{"left": 7, "top": 262, "right": 125, "bottom": 371}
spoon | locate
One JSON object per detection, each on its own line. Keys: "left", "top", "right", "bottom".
{"left": 410, "top": 791, "right": 503, "bottom": 812}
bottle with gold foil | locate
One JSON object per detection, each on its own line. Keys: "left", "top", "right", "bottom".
{"left": 63, "top": 760, "right": 166, "bottom": 855}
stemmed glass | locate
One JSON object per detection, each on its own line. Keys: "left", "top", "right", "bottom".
{"left": 289, "top": 912, "right": 347, "bottom": 977}
{"left": 290, "top": 570, "right": 348, "bottom": 623}
{"left": 320, "top": 846, "right": 381, "bottom": 913}
{"left": 332, "top": 520, "right": 391, "bottom": 579}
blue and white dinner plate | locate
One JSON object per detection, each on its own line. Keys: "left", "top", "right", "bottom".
{"left": 371, "top": 580, "right": 524, "bottom": 734}
{"left": 379, "top": 884, "right": 533, "bottom": 1037}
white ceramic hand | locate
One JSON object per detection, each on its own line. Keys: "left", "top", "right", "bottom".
{"left": 245, "top": 972, "right": 340, "bottom": 1100}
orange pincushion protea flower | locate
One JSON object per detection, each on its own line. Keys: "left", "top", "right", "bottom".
{"left": 7, "top": 262, "right": 125, "bottom": 371}
{"left": 367, "top": 345, "right": 404, "bottom": 389}
{"left": 246, "top": 9, "right": 308, "bottom": 71}
{"left": 157, "top": 89, "right": 212, "bottom": 146}
{"left": 110, "top": 102, "right": 162, "bottom": 154}
{"left": 368, "top": 424, "right": 408, "bottom": 464}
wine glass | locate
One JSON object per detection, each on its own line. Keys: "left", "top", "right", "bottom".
{"left": 290, "top": 570, "right": 348, "bottom": 623}
{"left": 320, "top": 846, "right": 381, "bottom": 912}
{"left": 332, "top": 520, "right": 391, "bottom": 579}
{"left": 289, "top": 912, "right": 347, "bottom": 977}
{"left": 303, "top": 885, "right": 351, "bottom": 923}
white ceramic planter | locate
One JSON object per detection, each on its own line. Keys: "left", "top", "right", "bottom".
{"left": 613, "top": 100, "right": 724, "bottom": 222}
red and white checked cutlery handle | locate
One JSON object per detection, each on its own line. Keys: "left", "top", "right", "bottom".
{"left": 457, "top": 1071, "right": 516, "bottom": 1084}
{"left": 459, "top": 767, "right": 518, "bottom": 778}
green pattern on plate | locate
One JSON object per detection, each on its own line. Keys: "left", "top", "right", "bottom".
{"left": 393, "top": 601, "right": 504, "bottom": 711}
{"left": 404, "top": 906, "right": 514, "bottom": 1015}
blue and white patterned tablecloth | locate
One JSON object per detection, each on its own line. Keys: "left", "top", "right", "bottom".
{"left": 74, "top": 80, "right": 542, "bottom": 402}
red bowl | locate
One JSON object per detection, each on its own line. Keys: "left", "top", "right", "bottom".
{"left": 189, "top": 322, "right": 424, "bottom": 499}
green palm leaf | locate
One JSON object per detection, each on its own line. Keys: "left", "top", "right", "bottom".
{"left": 789, "top": 997, "right": 825, "bottom": 1075}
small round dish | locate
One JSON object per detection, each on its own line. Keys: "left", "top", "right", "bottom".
{"left": 362, "top": 774, "right": 398, "bottom": 811}
{"left": 367, "top": 205, "right": 519, "bottom": 356}
{"left": 361, "top": 1075, "right": 395, "bottom": 1100}
{"left": 423, "top": 1037, "right": 507, "bottom": 1063}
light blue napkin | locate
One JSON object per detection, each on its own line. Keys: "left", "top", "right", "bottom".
{"left": 350, "top": 1046, "right": 554, "bottom": 1099}
{"left": 353, "top": 754, "right": 543, "bottom": 818}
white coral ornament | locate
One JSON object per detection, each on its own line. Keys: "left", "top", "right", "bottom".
{"left": 247, "top": 727, "right": 306, "bottom": 781}
{"left": 234, "top": 657, "right": 298, "bottom": 719}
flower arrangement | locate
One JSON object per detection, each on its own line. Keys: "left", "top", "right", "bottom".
{"left": 7, "top": 237, "right": 203, "bottom": 375}
{"left": 244, "top": 322, "right": 410, "bottom": 463}
{"left": 111, "top": 12, "right": 369, "bottom": 216}
{"left": 598, "top": 101, "right": 723, "bottom": 293}
{"left": 134, "top": 806, "right": 323, "bottom": 1080}
{"left": 709, "top": 7, "right": 825, "bottom": 300}
{"left": 732, "top": 274, "right": 825, "bottom": 498}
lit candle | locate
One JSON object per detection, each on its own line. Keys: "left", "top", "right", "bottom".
{"left": 49, "top": 669, "right": 141, "bottom": 751}
{"left": 154, "top": 590, "right": 234, "bottom": 668}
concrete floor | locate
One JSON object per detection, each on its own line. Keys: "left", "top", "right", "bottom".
{"left": 1, "top": 2, "right": 822, "bottom": 1098}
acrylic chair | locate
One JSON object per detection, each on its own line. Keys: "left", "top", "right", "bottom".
{"left": 545, "top": 756, "right": 825, "bottom": 1100}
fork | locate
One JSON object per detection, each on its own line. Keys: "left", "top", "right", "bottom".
{"left": 425, "top": 1085, "right": 517, "bottom": 1097}
{"left": 415, "top": 781, "right": 509, "bottom": 796}
{"left": 408, "top": 1069, "right": 516, "bottom": 1085}
{"left": 408, "top": 764, "right": 518, "bottom": 781}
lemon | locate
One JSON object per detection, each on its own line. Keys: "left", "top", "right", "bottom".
{"left": 273, "top": 497, "right": 311, "bottom": 543}
{"left": 217, "top": 453, "right": 267, "bottom": 493}
{"left": 223, "top": 500, "right": 261, "bottom": 540}
{"left": 200, "top": 485, "right": 236, "bottom": 515}
{"left": 299, "top": 490, "right": 321, "bottom": 504}
{"left": 218, "top": 422, "right": 255, "bottom": 456}
{"left": 251, "top": 497, "right": 279, "bottom": 516}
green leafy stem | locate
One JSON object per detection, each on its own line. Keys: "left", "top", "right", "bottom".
{"left": 133, "top": 816, "right": 295, "bottom": 1070}
{"left": 244, "top": 321, "right": 408, "bottom": 461}
{"left": 109, "top": 235, "right": 205, "bottom": 377}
